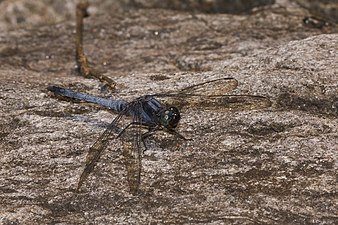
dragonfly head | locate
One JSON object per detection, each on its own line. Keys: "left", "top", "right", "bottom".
{"left": 159, "top": 106, "right": 180, "bottom": 129}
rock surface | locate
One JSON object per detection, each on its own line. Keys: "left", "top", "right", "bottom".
{"left": 0, "top": 1, "right": 337, "bottom": 224}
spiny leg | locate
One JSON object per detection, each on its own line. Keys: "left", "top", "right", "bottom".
{"left": 116, "top": 121, "right": 155, "bottom": 152}
{"left": 116, "top": 121, "right": 152, "bottom": 138}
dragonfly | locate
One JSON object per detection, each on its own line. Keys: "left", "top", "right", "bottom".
{"left": 47, "top": 77, "right": 271, "bottom": 194}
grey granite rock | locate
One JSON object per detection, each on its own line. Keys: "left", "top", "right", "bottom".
{"left": 0, "top": 1, "right": 337, "bottom": 224}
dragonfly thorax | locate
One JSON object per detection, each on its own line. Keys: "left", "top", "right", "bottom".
{"left": 159, "top": 106, "right": 180, "bottom": 129}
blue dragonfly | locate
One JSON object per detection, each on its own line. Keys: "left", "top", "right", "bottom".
{"left": 48, "top": 77, "right": 271, "bottom": 193}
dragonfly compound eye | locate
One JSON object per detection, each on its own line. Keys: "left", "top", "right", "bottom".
{"left": 160, "top": 107, "right": 180, "bottom": 129}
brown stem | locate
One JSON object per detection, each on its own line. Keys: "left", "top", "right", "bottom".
{"left": 75, "top": 1, "right": 116, "bottom": 90}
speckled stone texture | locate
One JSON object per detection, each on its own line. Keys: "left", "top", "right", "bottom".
{"left": 0, "top": 1, "right": 337, "bottom": 224}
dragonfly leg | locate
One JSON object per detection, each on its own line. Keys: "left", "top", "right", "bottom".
{"left": 141, "top": 128, "right": 162, "bottom": 152}
{"left": 167, "top": 129, "right": 191, "bottom": 141}
{"left": 141, "top": 128, "right": 189, "bottom": 152}
{"left": 141, "top": 138, "right": 149, "bottom": 152}
{"left": 116, "top": 122, "right": 149, "bottom": 139}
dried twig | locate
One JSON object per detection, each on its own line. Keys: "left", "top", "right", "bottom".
{"left": 75, "top": 1, "right": 116, "bottom": 89}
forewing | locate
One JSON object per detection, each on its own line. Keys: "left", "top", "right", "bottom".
{"left": 122, "top": 128, "right": 142, "bottom": 194}
{"left": 121, "top": 103, "right": 143, "bottom": 194}
{"left": 154, "top": 77, "right": 271, "bottom": 111}
{"left": 77, "top": 112, "right": 124, "bottom": 191}
{"left": 178, "top": 77, "right": 238, "bottom": 96}
{"left": 188, "top": 94, "right": 272, "bottom": 111}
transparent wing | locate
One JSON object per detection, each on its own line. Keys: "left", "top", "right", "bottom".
{"left": 76, "top": 111, "right": 125, "bottom": 191}
{"left": 121, "top": 103, "right": 143, "bottom": 194}
{"left": 122, "top": 126, "right": 142, "bottom": 195}
{"left": 153, "top": 77, "right": 271, "bottom": 111}
{"left": 177, "top": 77, "right": 238, "bottom": 96}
